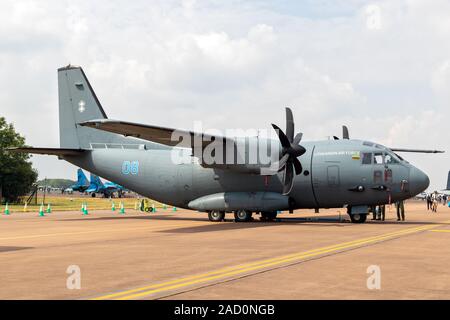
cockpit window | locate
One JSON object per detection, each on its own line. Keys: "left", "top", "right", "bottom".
{"left": 361, "top": 153, "right": 372, "bottom": 164}
{"left": 394, "top": 152, "right": 407, "bottom": 163}
{"left": 363, "top": 141, "right": 374, "bottom": 147}
{"left": 374, "top": 152, "right": 384, "bottom": 164}
{"left": 385, "top": 153, "right": 399, "bottom": 164}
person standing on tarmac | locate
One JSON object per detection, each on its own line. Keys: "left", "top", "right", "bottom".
{"left": 371, "top": 206, "right": 377, "bottom": 220}
{"left": 426, "top": 194, "right": 432, "bottom": 211}
{"left": 380, "top": 204, "right": 385, "bottom": 221}
{"left": 395, "top": 200, "right": 405, "bottom": 221}
{"left": 431, "top": 192, "right": 438, "bottom": 212}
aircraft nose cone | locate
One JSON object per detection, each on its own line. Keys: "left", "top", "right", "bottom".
{"left": 409, "top": 167, "right": 430, "bottom": 197}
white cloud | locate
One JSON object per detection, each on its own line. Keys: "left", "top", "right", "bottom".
{"left": 365, "top": 4, "right": 382, "bottom": 30}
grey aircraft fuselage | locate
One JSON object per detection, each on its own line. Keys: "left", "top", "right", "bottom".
{"left": 63, "top": 138, "right": 427, "bottom": 210}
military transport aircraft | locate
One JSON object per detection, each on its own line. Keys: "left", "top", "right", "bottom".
{"left": 10, "top": 65, "right": 444, "bottom": 223}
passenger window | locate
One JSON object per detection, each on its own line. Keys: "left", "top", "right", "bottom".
{"left": 374, "top": 153, "right": 383, "bottom": 164}
{"left": 361, "top": 153, "right": 372, "bottom": 164}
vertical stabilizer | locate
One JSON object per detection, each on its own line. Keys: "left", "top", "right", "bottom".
{"left": 77, "top": 169, "right": 89, "bottom": 187}
{"left": 447, "top": 171, "right": 450, "bottom": 190}
{"left": 58, "top": 65, "right": 135, "bottom": 149}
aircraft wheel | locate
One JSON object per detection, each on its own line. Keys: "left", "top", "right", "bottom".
{"left": 91, "top": 193, "right": 96, "bottom": 198}
{"left": 208, "top": 211, "right": 225, "bottom": 222}
{"left": 260, "top": 211, "right": 277, "bottom": 221}
{"left": 234, "top": 210, "right": 252, "bottom": 222}
{"left": 349, "top": 213, "right": 367, "bottom": 223}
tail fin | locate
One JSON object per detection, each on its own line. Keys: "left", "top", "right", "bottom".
{"left": 86, "top": 173, "right": 103, "bottom": 192}
{"left": 58, "top": 65, "right": 133, "bottom": 149}
{"left": 447, "top": 171, "right": 450, "bottom": 190}
{"left": 77, "top": 169, "right": 89, "bottom": 187}
{"left": 90, "top": 173, "right": 104, "bottom": 188}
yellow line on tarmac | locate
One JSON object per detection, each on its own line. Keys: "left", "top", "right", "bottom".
{"left": 0, "top": 222, "right": 205, "bottom": 241}
{"left": 94, "top": 223, "right": 438, "bottom": 300}
{"left": 429, "top": 229, "right": 450, "bottom": 233}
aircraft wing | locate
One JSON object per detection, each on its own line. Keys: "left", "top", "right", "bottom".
{"left": 389, "top": 148, "right": 444, "bottom": 154}
{"left": 7, "top": 147, "right": 85, "bottom": 156}
{"left": 79, "top": 119, "right": 233, "bottom": 149}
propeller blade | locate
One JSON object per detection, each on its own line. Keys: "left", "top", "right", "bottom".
{"left": 290, "top": 144, "right": 306, "bottom": 157}
{"left": 293, "top": 132, "right": 303, "bottom": 145}
{"left": 343, "top": 125, "right": 349, "bottom": 139}
{"left": 277, "top": 154, "right": 290, "bottom": 172}
{"left": 271, "top": 124, "right": 290, "bottom": 148}
{"left": 292, "top": 157, "right": 303, "bottom": 175}
{"left": 389, "top": 148, "right": 444, "bottom": 154}
{"left": 285, "top": 107, "right": 294, "bottom": 142}
{"left": 282, "top": 162, "right": 294, "bottom": 195}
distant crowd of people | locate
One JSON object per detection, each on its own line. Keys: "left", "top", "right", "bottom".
{"left": 426, "top": 192, "right": 448, "bottom": 213}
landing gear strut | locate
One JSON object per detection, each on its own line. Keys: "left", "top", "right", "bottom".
{"left": 234, "top": 210, "right": 252, "bottom": 222}
{"left": 208, "top": 210, "right": 225, "bottom": 222}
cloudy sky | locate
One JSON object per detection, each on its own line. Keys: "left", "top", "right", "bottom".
{"left": 1, "top": 0, "right": 449, "bottom": 191}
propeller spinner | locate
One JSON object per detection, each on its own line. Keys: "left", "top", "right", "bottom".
{"left": 271, "top": 107, "right": 306, "bottom": 195}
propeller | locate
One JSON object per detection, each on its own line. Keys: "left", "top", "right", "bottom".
{"left": 271, "top": 107, "right": 306, "bottom": 195}
{"left": 333, "top": 126, "right": 349, "bottom": 140}
{"left": 342, "top": 125, "right": 349, "bottom": 139}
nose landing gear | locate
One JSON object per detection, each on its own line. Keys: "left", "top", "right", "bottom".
{"left": 349, "top": 213, "right": 367, "bottom": 223}
{"left": 347, "top": 205, "right": 368, "bottom": 223}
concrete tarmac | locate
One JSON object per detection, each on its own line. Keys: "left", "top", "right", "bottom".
{"left": 0, "top": 201, "right": 449, "bottom": 299}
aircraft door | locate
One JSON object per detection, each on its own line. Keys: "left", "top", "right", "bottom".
{"left": 327, "top": 165, "right": 340, "bottom": 187}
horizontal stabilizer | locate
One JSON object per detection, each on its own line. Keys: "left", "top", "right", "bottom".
{"left": 7, "top": 147, "right": 85, "bottom": 156}
{"left": 389, "top": 148, "right": 445, "bottom": 154}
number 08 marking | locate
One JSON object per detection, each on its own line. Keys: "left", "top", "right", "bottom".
{"left": 122, "top": 161, "right": 139, "bottom": 175}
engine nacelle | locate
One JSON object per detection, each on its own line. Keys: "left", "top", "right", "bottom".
{"left": 188, "top": 192, "right": 290, "bottom": 212}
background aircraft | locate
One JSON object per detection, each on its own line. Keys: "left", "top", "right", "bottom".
{"left": 68, "top": 168, "right": 90, "bottom": 193}
{"left": 86, "top": 173, "right": 125, "bottom": 198}
{"left": 11, "top": 65, "right": 443, "bottom": 223}
{"left": 439, "top": 171, "right": 450, "bottom": 196}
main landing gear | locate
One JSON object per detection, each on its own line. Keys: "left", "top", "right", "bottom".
{"left": 260, "top": 211, "right": 278, "bottom": 222}
{"left": 208, "top": 210, "right": 225, "bottom": 222}
{"left": 234, "top": 210, "right": 253, "bottom": 222}
{"left": 207, "top": 210, "right": 279, "bottom": 222}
